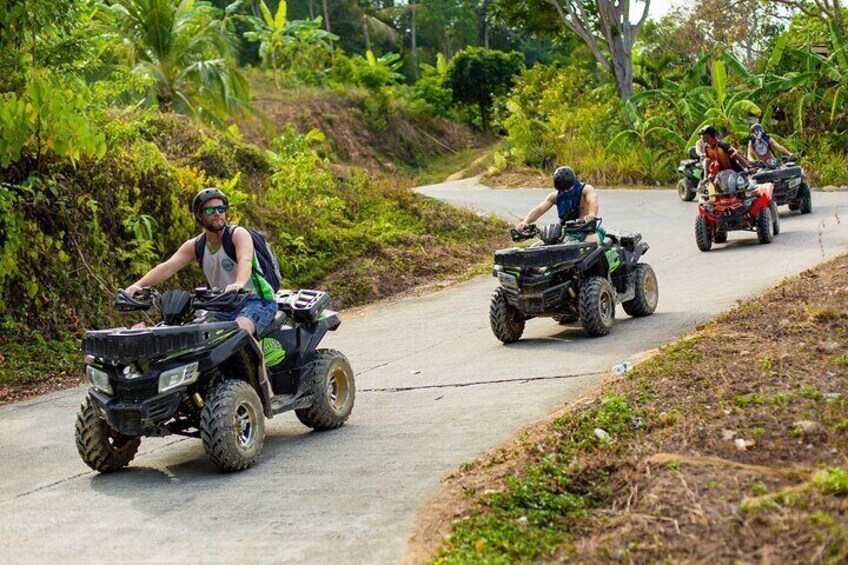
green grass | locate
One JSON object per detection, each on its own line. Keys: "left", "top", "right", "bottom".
{"left": 436, "top": 396, "right": 644, "bottom": 562}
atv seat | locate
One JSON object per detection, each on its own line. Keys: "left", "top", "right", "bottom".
{"left": 258, "top": 310, "right": 288, "bottom": 339}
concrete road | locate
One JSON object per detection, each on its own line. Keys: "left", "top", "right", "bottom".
{"left": 1, "top": 181, "right": 846, "bottom": 564}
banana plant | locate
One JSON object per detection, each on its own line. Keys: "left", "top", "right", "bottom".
{"left": 606, "top": 103, "right": 685, "bottom": 151}
{"left": 685, "top": 59, "right": 761, "bottom": 145}
{"left": 243, "top": 0, "right": 337, "bottom": 88}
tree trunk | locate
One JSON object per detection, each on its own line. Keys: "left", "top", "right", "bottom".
{"left": 362, "top": 16, "right": 371, "bottom": 52}
{"left": 322, "top": 0, "right": 332, "bottom": 34}
{"left": 271, "top": 49, "right": 280, "bottom": 89}
{"left": 547, "top": 0, "right": 650, "bottom": 102}
{"left": 411, "top": 0, "right": 418, "bottom": 78}
{"left": 308, "top": 0, "right": 315, "bottom": 19}
{"left": 479, "top": 100, "right": 489, "bottom": 132}
{"left": 482, "top": 0, "right": 490, "bottom": 49}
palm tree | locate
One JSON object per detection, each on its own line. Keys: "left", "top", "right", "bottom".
{"left": 97, "top": 0, "right": 250, "bottom": 122}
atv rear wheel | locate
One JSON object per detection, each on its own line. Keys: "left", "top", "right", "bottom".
{"left": 695, "top": 215, "right": 713, "bottom": 251}
{"left": 201, "top": 380, "right": 265, "bottom": 472}
{"left": 579, "top": 277, "right": 615, "bottom": 337}
{"left": 677, "top": 179, "right": 696, "bottom": 202}
{"left": 622, "top": 264, "right": 658, "bottom": 317}
{"left": 756, "top": 206, "right": 774, "bottom": 244}
{"left": 296, "top": 349, "right": 355, "bottom": 430}
{"left": 799, "top": 183, "right": 812, "bottom": 214}
{"left": 76, "top": 395, "right": 141, "bottom": 473}
{"left": 770, "top": 201, "right": 781, "bottom": 235}
{"left": 490, "top": 287, "right": 525, "bottom": 343}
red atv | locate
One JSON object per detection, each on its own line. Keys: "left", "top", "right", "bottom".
{"left": 695, "top": 169, "right": 780, "bottom": 251}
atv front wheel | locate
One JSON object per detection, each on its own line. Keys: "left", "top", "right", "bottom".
{"left": 296, "top": 349, "right": 355, "bottom": 430}
{"left": 201, "top": 380, "right": 265, "bottom": 472}
{"left": 490, "top": 287, "right": 525, "bottom": 343}
{"left": 756, "top": 206, "right": 774, "bottom": 244}
{"left": 799, "top": 183, "right": 812, "bottom": 214}
{"left": 695, "top": 215, "right": 713, "bottom": 251}
{"left": 770, "top": 201, "right": 781, "bottom": 235}
{"left": 677, "top": 179, "right": 696, "bottom": 202}
{"left": 622, "top": 264, "right": 659, "bottom": 317}
{"left": 714, "top": 227, "right": 728, "bottom": 243}
{"left": 75, "top": 395, "right": 141, "bottom": 473}
{"left": 579, "top": 277, "right": 615, "bottom": 337}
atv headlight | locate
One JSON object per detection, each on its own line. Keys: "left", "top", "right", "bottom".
{"left": 158, "top": 362, "right": 199, "bottom": 393}
{"left": 86, "top": 365, "right": 113, "bottom": 396}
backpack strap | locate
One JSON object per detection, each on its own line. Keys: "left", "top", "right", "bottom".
{"left": 194, "top": 233, "right": 207, "bottom": 266}
{"left": 221, "top": 225, "right": 238, "bottom": 262}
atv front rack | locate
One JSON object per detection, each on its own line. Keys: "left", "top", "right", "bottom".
{"left": 494, "top": 241, "right": 597, "bottom": 269}
{"left": 82, "top": 322, "right": 239, "bottom": 364}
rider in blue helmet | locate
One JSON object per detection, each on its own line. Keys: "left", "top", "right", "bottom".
{"left": 516, "top": 166, "right": 602, "bottom": 243}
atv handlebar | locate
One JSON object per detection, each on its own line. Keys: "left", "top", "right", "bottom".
{"left": 510, "top": 218, "right": 600, "bottom": 242}
{"left": 192, "top": 287, "right": 249, "bottom": 312}
{"left": 115, "top": 287, "right": 159, "bottom": 312}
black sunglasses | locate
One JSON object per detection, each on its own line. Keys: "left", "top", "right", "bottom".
{"left": 202, "top": 205, "right": 228, "bottom": 215}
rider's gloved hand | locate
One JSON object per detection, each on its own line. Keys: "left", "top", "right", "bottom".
{"left": 126, "top": 284, "right": 142, "bottom": 297}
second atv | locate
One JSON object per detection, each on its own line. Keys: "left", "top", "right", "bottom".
{"left": 490, "top": 219, "right": 658, "bottom": 343}
{"left": 695, "top": 169, "right": 780, "bottom": 251}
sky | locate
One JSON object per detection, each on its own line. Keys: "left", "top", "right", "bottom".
{"left": 647, "top": 0, "right": 681, "bottom": 20}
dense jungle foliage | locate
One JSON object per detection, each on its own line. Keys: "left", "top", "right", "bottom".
{"left": 1, "top": 0, "right": 846, "bottom": 388}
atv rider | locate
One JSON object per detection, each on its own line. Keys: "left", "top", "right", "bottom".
{"left": 125, "top": 188, "right": 278, "bottom": 337}
{"left": 747, "top": 123, "right": 793, "bottom": 164}
{"left": 699, "top": 125, "right": 750, "bottom": 175}
{"left": 516, "top": 166, "right": 602, "bottom": 243}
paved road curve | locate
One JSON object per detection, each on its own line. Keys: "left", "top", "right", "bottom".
{"left": 1, "top": 181, "right": 846, "bottom": 564}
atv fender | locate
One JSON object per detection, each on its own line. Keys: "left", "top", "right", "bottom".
{"left": 627, "top": 242, "right": 650, "bottom": 266}
{"left": 577, "top": 245, "right": 610, "bottom": 279}
{"left": 202, "top": 330, "right": 275, "bottom": 418}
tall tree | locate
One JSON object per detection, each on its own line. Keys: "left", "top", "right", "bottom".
{"left": 771, "top": 0, "right": 845, "bottom": 36}
{"left": 544, "top": 0, "right": 650, "bottom": 101}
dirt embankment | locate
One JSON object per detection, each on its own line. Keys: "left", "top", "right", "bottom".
{"left": 411, "top": 254, "right": 848, "bottom": 564}
{"left": 240, "top": 80, "right": 488, "bottom": 173}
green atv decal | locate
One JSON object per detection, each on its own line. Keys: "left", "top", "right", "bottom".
{"left": 605, "top": 249, "right": 622, "bottom": 274}
{"left": 261, "top": 337, "right": 287, "bottom": 367}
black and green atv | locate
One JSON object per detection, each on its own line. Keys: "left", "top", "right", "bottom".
{"left": 490, "top": 219, "right": 658, "bottom": 343}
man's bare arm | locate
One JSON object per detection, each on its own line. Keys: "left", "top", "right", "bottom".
{"left": 517, "top": 192, "right": 557, "bottom": 229}
{"left": 580, "top": 185, "right": 599, "bottom": 221}
{"left": 127, "top": 239, "right": 196, "bottom": 294}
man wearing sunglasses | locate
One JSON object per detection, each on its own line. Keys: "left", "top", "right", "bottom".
{"left": 125, "top": 188, "right": 278, "bottom": 337}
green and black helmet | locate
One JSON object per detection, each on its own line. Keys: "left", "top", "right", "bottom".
{"left": 191, "top": 188, "right": 229, "bottom": 222}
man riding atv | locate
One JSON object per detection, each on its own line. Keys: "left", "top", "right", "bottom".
{"left": 516, "top": 166, "right": 603, "bottom": 243}
{"left": 699, "top": 125, "right": 751, "bottom": 176}
{"left": 126, "top": 188, "right": 278, "bottom": 338}
{"left": 747, "top": 123, "right": 793, "bottom": 164}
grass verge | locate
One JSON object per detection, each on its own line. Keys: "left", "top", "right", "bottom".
{"left": 415, "top": 254, "right": 848, "bottom": 564}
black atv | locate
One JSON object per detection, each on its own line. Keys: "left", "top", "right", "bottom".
{"left": 489, "top": 219, "right": 658, "bottom": 343}
{"left": 677, "top": 146, "right": 704, "bottom": 202}
{"left": 76, "top": 287, "right": 355, "bottom": 473}
{"left": 751, "top": 156, "right": 811, "bottom": 213}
